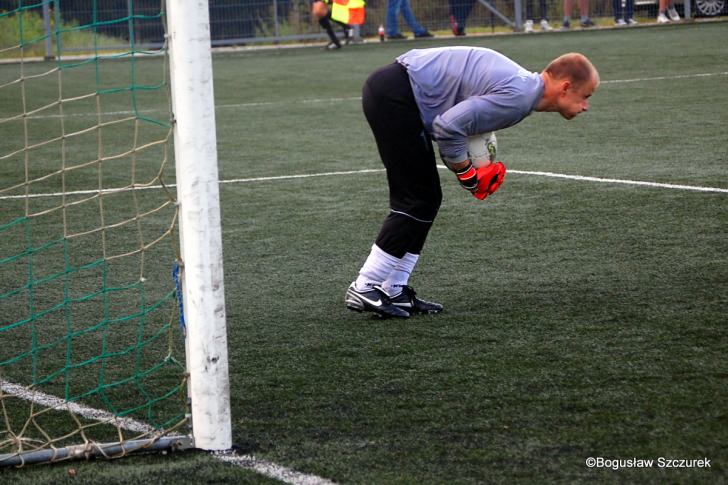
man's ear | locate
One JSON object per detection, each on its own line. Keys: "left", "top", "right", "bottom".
{"left": 559, "top": 80, "right": 572, "bottom": 96}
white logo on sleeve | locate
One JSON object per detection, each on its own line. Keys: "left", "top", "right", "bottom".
{"left": 517, "top": 68, "right": 532, "bottom": 81}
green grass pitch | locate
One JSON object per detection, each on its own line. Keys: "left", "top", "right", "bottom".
{"left": 3, "top": 21, "right": 728, "bottom": 484}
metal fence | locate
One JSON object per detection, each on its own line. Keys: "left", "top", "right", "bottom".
{"left": 3, "top": 0, "right": 725, "bottom": 55}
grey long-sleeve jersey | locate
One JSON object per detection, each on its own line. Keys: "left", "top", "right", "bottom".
{"left": 396, "top": 47, "right": 544, "bottom": 164}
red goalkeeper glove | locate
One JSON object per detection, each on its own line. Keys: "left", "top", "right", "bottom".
{"left": 473, "top": 161, "right": 506, "bottom": 200}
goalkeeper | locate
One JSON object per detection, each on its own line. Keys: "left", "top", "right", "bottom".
{"left": 345, "top": 47, "right": 599, "bottom": 319}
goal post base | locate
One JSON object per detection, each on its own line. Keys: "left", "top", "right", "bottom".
{"left": 0, "top": 435, "right": 195, "bottom": 467}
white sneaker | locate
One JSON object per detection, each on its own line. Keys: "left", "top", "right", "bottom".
{"left": 615, "top": 18, "right": 627, "bottom": 26}
{"left": 668, "top": 7, "right": 681, "bottom": 21}
{"left": 657, "top": 12, "right": 670, "bottom": 23}
{"left": 627, "top": 18, "right": 638, "bottom": 25}
{"left": 524, "top": 19, "right": 534, "bottom": 33}
{"left": 540, "top": 19, "right": 553, "bottom": 31}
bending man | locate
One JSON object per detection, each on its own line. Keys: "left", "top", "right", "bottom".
{"left": 346, "top": 47, "right": 599, "bottom": 318}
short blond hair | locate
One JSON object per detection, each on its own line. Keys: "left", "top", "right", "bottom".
{"left": 545, "top": 53, "right": 599, "bottom": 88}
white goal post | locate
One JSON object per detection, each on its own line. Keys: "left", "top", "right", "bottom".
{"left": 167, "top": 0, "right": 233, "bottom": 451}
{"left": 0, "top": 0, "right": 231, "bottom": 467}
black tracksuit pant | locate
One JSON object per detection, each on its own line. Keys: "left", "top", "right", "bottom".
{"left": 361, "top": 62, "right": 442, "bottom": 259}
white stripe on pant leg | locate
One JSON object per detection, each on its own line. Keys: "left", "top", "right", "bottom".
{"left": 389, "top": 209, "right": 434, "bottom": 223}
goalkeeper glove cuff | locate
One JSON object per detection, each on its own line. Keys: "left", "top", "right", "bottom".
{"left": 454, "top": 161, "right": 478, "bottom": 192}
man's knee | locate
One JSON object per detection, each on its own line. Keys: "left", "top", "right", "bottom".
{"left": 409, "top": 200, "right": 441, "bottom": 223}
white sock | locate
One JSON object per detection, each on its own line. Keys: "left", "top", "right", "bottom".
{"left": 354, "top": 244, "right": 400, "bottom": 291}
{"left": 381, "top": 252, "right": 419, "bottom": 296}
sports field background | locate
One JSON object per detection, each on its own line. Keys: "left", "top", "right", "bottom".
{"left": 5, "top": 21, "right": 728, "bottom": 483}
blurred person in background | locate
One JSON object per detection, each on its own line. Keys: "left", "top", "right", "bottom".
{"left": 312, "top": 0, "right": 350, "bottom": 49}
{"left": 524, "top": 0, "right": 554, "bottom": 32}
{"left": 562, "top": 0, "right": 594, "bottom": 28}
{"left": 386, "top": 0, "right": 434, "bottom": 39}
{"left": 657, "top": 0, "right": 681, "bottom": 22}
{"left": 613, "top": 0, "right": 638, "bottom": 25}
{"left": 448, "top": 0, "right": 476, "bottom": 36}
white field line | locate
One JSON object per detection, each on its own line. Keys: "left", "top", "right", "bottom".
{"left": 17, "top": 71, "right": 728, "bottom": 120}
{"left": 218, "top": 168, "right": 728, "bottom": 193}
{"left": 1, "top": 167, "right": 726, "bottom": 202}
{"left": 216, "top": 96, "right": 362, "bottom": 110}
{"left": 214, "top": 451, "right": 337, "bottom": 485}
{"left": 220, "top": 165, "right": 728, "bottom": 193}
{"left": 0, "top": 380, "right": 155, "bottom": 434}
{"left": 600, "top": 71, "right": 728, "bottom": 84}
{"left": 507, "top": 169, "right": 728, "bottom": 193}
{"left": 0, "top": 378, "right": 337, "bottom": 484}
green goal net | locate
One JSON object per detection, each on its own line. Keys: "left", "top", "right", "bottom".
{"left": 0, "top": 0, "right": 193, "bottom": 465}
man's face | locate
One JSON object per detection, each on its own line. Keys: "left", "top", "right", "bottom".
{"left": 557, "top": 77, "right": 597, "bottom": 120}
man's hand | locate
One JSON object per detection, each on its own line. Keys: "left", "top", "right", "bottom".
{"left": 473, "top": 162, "right": 506, "bottom": 200}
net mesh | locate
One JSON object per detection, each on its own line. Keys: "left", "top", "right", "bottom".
{"left": 0, "top": 0, "right": 188, "bottom": 464}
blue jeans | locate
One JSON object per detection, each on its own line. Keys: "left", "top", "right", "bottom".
{"left": 613, "top": 0, "right": 634, "bottom": 19}
{"left": 386, "top": 0, "right": 426, "bottom": 36}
